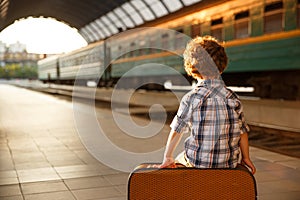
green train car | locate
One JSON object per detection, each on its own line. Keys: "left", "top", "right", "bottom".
{"left": 108, "top": 0, "right": 300, "bottom": 99}
{"left": 224, "top": 32, "right": 300, "bottom": 99}
{"left": 38, "top": 0, "right": 300, "bottom": 99}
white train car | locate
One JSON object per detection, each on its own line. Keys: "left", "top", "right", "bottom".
{"left": 58, "top": 41, "right": 105, "bottom": 85}
{"left": 37, "top": 55, "right": 59, "bottom": 82}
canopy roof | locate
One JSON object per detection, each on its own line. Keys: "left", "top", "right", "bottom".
{"left": 1, "top": 0, "right": 222, "bottom": 43}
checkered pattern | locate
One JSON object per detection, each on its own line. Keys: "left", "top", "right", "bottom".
{"left": 170, "top": 78, "right": 250, "bottom": 168}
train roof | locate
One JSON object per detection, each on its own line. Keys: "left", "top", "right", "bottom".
{"left": 37, "top": 55, "right": 60, "bottom": 64}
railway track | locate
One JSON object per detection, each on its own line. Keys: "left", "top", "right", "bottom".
{"left": 136, "top": 110, "right": 300, "bottom": 159}
{"left": 248, "top": 125, "right": 300, "bottom": 158}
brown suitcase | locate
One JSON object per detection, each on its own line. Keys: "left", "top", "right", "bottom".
{"left": 128, "top": 163, "right": 257, "bottom": 200}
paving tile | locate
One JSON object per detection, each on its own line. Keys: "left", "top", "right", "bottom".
{"left": 74, "top": 150, "right": 101, "bottom": 164}
{"left": 0, "top": 177, "right": 19, "bottom": 185}
{"left": 96, "top": 197, "right": 126, "bottom": 200}
{"left": 17, "top": 167, "right": 60, "bottom": 183}
{"left": 0, "top": 159, "right": 15, "bottom": 171}
{"left": 277, "top": 158, "right": 300, "bottom": 169}
{"left": 18, "top": 175, "right": 60, "bottom": 184}
{"left": 255, "top": 167, "right": 300, "bottom": 183}
{"left": 40, "top": 148, "right": 73, "bottom": 155}
{"left": 254, "top": 151, "right": 295, "bottom": 163}
{"left": 0, "top": 195, "right": 24, "bottom": 200}
{"left": 64, "top": 176, "right": 112, "bottom": 190}
{"left": 258, "top": 179, "right": 300, "bottom": 195}
{"left": 54, "top": 164, "right": 105, "bottom": 179}
{"left": 24, "top": 191, "right": 75, "bottom": 200}
{"left": 54, "top": 164, "right": 101, "bottom": 173}
{"left": 114, "top": 184, "right": 127, "bottom": 195}
{"left": 48, "top": 159, "right": 85, "bottom": 168}
{"left": 96, "top": 165, "right": 120, "bottom": 176}
{"left": 103, "top": 173, "right": 129, "bottom": 186}
{"left": 0, "top": 170, "right": 17, "bottom": 178}
{"left": 59, "top": 139, "right": 85, "bottom": 151}
{"left": 58, "top": 169, "right": 103, "bottom": 179}
{"left": 21, "top": 180, "right": 68, "bottom": 194}
{"left": 15, "top": 162, "right": 52, "bottom": 170}
{"left": 258, "top": 191, "right": 300, "bottom": 200}
{"left": 253, "top": 159, "right": 289, "bottom": 172}
{"left": 0, "top": 150, "right": 12, "bottom": 158}
{"left": 49, "top": 129, "right": 77, "bottom": 137}
{"left": 45, "top": 154, "right": 82, "bottom": 162}
{"left": 9, "top": 142, "right": 37, "bottom": 153}
{"left": 72, "top": 187, "right": 123, "bottom": 200}
{"left": 12, "top": 153, "right": 47, "bottom": 164}
{"left": 0, "top": 184, "right": 21, "bottom": 197}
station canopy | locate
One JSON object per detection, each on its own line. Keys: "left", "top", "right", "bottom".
{"left": 1, "top": 0, "right": 204, "bottom": 43}
{"left": 80, "top": 0, "right": 206, "bottom": 43}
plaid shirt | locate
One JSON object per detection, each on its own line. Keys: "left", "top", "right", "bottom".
{"left": 170, "top": 78, "right": 250, "bottom": 168}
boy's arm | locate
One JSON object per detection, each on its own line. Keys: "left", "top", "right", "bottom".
{"left": 240, "top": 133, "right": 256, "bottom": 174}
{"left": 159, "top": 130, "right": 183, "bottom": 168}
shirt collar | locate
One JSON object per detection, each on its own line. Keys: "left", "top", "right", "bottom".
{"left": 196, "top": 77, "right": 225, "bottom": 88}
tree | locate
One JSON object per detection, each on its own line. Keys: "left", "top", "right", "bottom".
{"left": 0, "top": 64, "right": 38, "bottom": 79}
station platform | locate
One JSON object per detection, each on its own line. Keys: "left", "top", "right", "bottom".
{"left": 0, "top": 84, "right": 299, "bottom": 200}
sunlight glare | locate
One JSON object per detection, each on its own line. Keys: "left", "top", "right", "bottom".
{"left": 0, "top": 17, "right": 87, "bottom": 54}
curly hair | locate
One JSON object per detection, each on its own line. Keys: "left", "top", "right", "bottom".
{"left": 183, "top": 35, "right": 228, "bottom": 79}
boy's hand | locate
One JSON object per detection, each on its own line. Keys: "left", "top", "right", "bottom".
{"left": 242, "top": 158, "right": 256, "bottom": 174}
{"left": 159, "top": 157, "right": 175, "bottom": 168}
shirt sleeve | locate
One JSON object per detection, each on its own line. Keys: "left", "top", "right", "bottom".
{"left": 239, "top": 111, "right": 250, "bottom": 134}
{"left": 236, "top": 100, "right": 250, "bottom": 134}
{"left": 170, "top": 93, "right": 194, "bottom": 134}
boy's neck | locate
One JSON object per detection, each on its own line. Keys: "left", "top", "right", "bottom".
{"left": 197, "top": 76, "right": 222, "bottom": 83}
{"left": 196, "top": 78, "right": 207, "bottom": 82}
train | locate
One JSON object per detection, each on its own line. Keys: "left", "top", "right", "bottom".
{"left": 38, "top": 0, "right": 300, "bottom": 100}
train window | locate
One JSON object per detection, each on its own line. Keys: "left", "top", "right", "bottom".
{"left": 118, "top": 45, "right": 123, "bottom": 58}
{"left": 234, "top": 11, "right": 249, "bottom": 39}
{"left": 162, "top": 33, "right": 169, "bottom": 50}
{"left": 75, "top": 57, "right": 79, "bottom": 66}
{"left": 174, "top": 30, "right": 185, "bottom": 50}
{"left": 298, "top": 0, "right": 300, "bottom": 28}
{"left": 139, "top": 40, "right": 146, "bottom": 55}
{"left": 77, "top": 56, "right": 82, "bottom": 65}
{"left": 211, "top": 18, "right": 223, "bottom": 41}
{"left": 191, "top": 24, "right": 201, "bottom": 38}
{"left": 161, "top": 33, "right": 169, "bottom": 39}
{"left": 264, "top": 1, "right": 283, "bottom": 34}
{"left": 162, "top": 33, "right": 169, "bottom": 38}
{"left": 149, "top": 38, "right": 157, "bottom": 53}
{"left": 130, "top": 42, "right": 136, "bottom": 57}
{"left": 176, "top": 28, "right": 184, "bottom": 33}
{"left": 89, "top": 52, "right": 97, "bottom": 62}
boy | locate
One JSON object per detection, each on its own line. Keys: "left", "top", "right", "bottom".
{"left": 160, "top": 36, "right": 256, "bottom": 174}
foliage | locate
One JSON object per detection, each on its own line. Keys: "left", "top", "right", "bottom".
{"left": 0, "top": 64, "right": 38, "bottom": 79}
